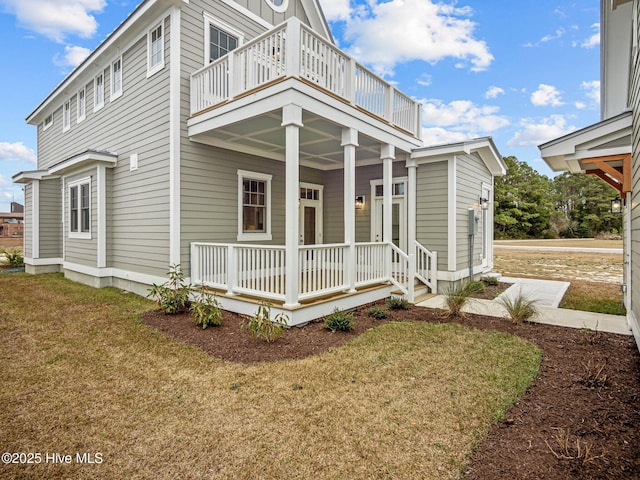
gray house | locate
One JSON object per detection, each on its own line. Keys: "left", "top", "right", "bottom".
{"left": 13, "top": 0, "right": 504, "bottom": 325}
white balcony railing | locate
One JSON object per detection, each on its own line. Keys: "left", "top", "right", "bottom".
{"left": 190, "top": 18, "right": 422, "bottom": 137}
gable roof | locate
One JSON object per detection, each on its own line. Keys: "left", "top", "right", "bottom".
{"left": 411, "top": 137, "right": 506, "bottom": 176}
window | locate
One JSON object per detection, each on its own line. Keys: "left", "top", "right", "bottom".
{"left": 237, "top": 170, "right": 272, "bottom": 241}
{"left": 374, "top": 182, "right": 405, "bottom": 197}
{"left": 69, "top": 179, "right": 91, "bottom": 238}
{"left": 111, "top": 57, "right": 123, "bottom": 100}
{"left": 77, "top": 88, "right": 86, "bottom": 123}
{"left": 94, "top": 73, "right": 104, "bottom": 111}
{"left": 264, "top": 0, "right": 288, "bottom": 13}
{"left": 208, "top": 25, "right": 238, "bottom": 63}
{"left": 147, "top": 23, "right": 164, "bottom": 76}
{"left": 43, "top": 114, "right": 53, "bottom": 131}
{"left": 62, "top": 100, "right": 71, "bottom": 132}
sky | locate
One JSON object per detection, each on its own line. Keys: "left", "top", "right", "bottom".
{"left": 0, "top": 0, "right": 602, "bottom": 211}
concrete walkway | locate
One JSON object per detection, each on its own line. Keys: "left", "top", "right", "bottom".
{"left": 494, "top": 245, "right": 623, "bottom": 254}
{"left": 417, "top": 277, "right": 631, "bottom": 336}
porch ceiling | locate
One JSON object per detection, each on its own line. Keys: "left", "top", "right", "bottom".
{"left": 190, "top": 109, "right": 387, "bottom": 170}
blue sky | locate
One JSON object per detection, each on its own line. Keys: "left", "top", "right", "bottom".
{"left": 0, "top": 0, "right": 601, "bottom": 211}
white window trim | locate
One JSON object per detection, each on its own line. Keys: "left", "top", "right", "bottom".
{"left": 264, "top": 0, "right": 289, "bottom": 13}
{"left": 43, "top": 114, "right": 53, "bottom": 131}
{"left": 62, "top": 100, "right": 71, "bottom": 133}
{"left": 203, "top": 12, "right": 244, "bottom": 65}
{"left": 68, "top": 177, "right": 92, "bottom": 240}
{"left": 237, "top": 169, "right": 272, "bottom": 241}
{"left": 76, "top": 87, "right": 86, "bottom": 123}
{"left": 94, "top": 72, "right": 104, "bottom": 112}
{"left": 110, "top": 56, "right": 123, "bottom": 101}
{"left": 147, "top": 21, "right": 165, "bottom": 77}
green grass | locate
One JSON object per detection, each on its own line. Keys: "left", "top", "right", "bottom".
{"left": 0, "top": 273, "right": 541, "bottom": 479}
{"left": 559, "top": 281, "right": 626, "bottom": 315}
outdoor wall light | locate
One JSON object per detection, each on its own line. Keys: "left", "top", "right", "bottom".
{"left": 610, "top": 196, "right": 623, "bottom": 214}
{"left": 480, "top": 196, "right": 490, "bottom": 210}
{"left": 355, "top": 195, "right": 365, "bottom": 210}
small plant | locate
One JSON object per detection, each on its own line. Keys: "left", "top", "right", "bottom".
{"left": 545, "top": 428, "right": 605, "bottom": 466}
{"left": 191, "top": 289, "right": 222, "bottom": 329}
{"left": 1, "top": 248, "right": 24, "bottom": 268}
{"left": 324, "top": 308, "right": 354, "bottom": 332}
{"left": 387, "top": 296, "right": 409, "bottom": 310}
{"left": 148, "top": 264, "right": 193, "bottom": 314}
{"left": 498, "top": 294, "right": 538, "bottom": 323}
{"left": 443, "top": 281, "right": 484, "bottom": 317}
{"left": 580, "top": 359, "right": 608, "bottom": 388}
{"left": 482, "top": 275, "right": 499, "bottom": 286}
{"left": 242, "top": 302, "right": 288, "bottom": 343}
{"left": 367, "top": 306, "right": 388, "bottom": 319}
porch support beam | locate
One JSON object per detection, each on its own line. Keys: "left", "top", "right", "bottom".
{"left": 283, "top": 104, "right": 303, "bottom": 307}
{"left": 381, "top": 145, "right": 394, "bottom": 280}
{"left": 407, "top": 162, "right": 417, "bottom": 258}
{"left": 342, "top": 127, "right": 359, "bottom": 293}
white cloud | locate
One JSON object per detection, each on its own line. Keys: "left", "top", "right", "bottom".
{"left": 485, "top": 86, "right": 505, "bottom": 99}
{"left": 417, "top": 74, "right": 432, "bottom": 87}
{"left": 422, "top": 127, "right": 469, "bottom": 146}
{"left": 53, "top": 45, "right": 91, "bottom": 68}
{"left": 580, "top": 23, "right": 600, "bottom": 49}
{"left": 0, "top": 142, "right": 37, "bottom": 164}
{"left": 531, "top": 84, "right": 564, "bottom": 107}
{"left": 574, "top": 101, "right": 586, "bottom": 110}
{"left": 507, "top": 115, "right": 575, "bottom": 147}
{"left": 0, "top": 174, "right": 7, "bottom": 187}
{"left": 581, "top": 80, "right": 600, "bottom": 104}
{"left": 540, "top": 28, "right": 565, "bottom": 43}
{"left": 318, "top": 0, "right": 351, "bottom": 22}
{"left": 0, "top": 0, "right": 106, "bottom": 42}
{"left": 342, "top": 0, "right": 493, "bottom": 76}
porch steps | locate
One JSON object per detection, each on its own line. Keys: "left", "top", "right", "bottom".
{"left": 390, "top": 282, "right": 432, "bottom": 304}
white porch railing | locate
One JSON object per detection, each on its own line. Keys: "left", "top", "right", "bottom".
{"left": 190, "top": 18, "right": 422, "bottom": 137}
{"left": 415, "top": 241, "right": 438, "bottom": 294}
{"left": 191, "top": 241, "right": 437, "bottom": 304}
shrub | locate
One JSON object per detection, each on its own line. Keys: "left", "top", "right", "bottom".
{"left": 191, "top": 289, "right": 222, "bottom": 329}
{"left": 324, "top": 308, "right": 354, "bottom": 332}
{"left": 148, "top": 264, "right": 193, "bottom": 314}
{"left": 498, "top": 294, "right": 538, "bottom": 323}
{"left": 367, "top": 306, "right": 388, "bottom": 319}
{"left": 387, "top": 296, "right": 409, "bottom": 310}
{"left": 481, "top": 276, "right": 499, "bottom": 287}
{"left": 1, "top": 248, "right": 24, "bottom": 268}
{"left": 242, "top": 302, "right": 288, "bottom": 343}
{"left": 443, "top": 281, "right": 484, "bottom": 317}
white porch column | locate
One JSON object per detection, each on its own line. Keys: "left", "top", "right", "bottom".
{"left": 407, "top": 161, "right": 417, "bottom": 254}
{"left": 283, "top": 104, "right": 303, "bottom": 307}
{"left": 342, "top": 127, "right": 358, "bottom": 293}
{"left": 381, "top": 145, "right": 394, "bottom": 280}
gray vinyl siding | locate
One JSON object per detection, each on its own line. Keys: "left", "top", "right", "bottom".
{"left": 24, "top": 184, "right": 33, "bottom": 259}
{"left": 39, "top": 179, "right": 62, "bottom": 258}
{"left": 64, "top": 170, "right": 98, "bottom": 266}
{"left": 456, "top": 153, "right": 491, "bottom": 271}
{"left": 232, "top": 0, "right": 310, "bottom": 25}
{"left": 629, "top": 0, "right": 640, "bottom": 328}
{"left": 416, "top": 160, "right": 449, "bottom": 271}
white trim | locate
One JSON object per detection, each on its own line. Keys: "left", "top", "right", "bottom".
{"left": 97, "top": 165, "right": 107, "bottom": 268}
{"left": 49, "top": 151, "right": 117, "bottom": 175}
{"left": 169, "top": 7, "right": 181, "bottom": 265}
{"left": 24, "top": 257, "right": 62, "bottom": 266}
{"left": 437, "top": 264, "right": 490, "bottom": 282}
{"left": 62, "top": 99, "right": 71, "bottom": 132}
{"left": 67, "top": 177, "right": 92, "bottom": 240}
{"left": 629, "top": 311, "right": 640, "bottom": 353}
{"left": 110, "top": 55, "right": 123, "bottom": 101}
{"left": 481, "top": 181, "right": 493, "bottom": 269}
{"left": 202, "top": 12, "right": 244, "bottom": 65}
{"left": 264, "top": 0, "right": 288, "bottom": 13}
{"left": 76, "top": 87, "right": 86, "bottom": 123}
{"left": 299, "top": 182, "right": 324, "bottom": 244}
{"left": 32, "top": 181, "right": 40, "bottom": 259}
{"left": 94, "top": 71, "right": 105, "bottom": 112}
{"left": 217, "top": 0, "right": 273, "bottom": 29}
{"left": 370, "top": 176, "right": 408, "bottom": 249}
{"left": 237, "top": 169, "right": 273, "bottom": 242}
{"left": 147, "top": 19, "right": 165, "bottom": 78}
{"left": 62, "top": 262, "right": 168, "bottom": 286}
{"left": 448, "top": 156, "right": 457, "bottom": 271}
{"left": 43, "top": 113, "right": 53, "bottom": 131}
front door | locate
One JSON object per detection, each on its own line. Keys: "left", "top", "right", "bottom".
{"left": 299, "top": 183, "right": 323, "bottom": 245}
{"left": 374, "top": 197, "right": 406, "bottom": 251}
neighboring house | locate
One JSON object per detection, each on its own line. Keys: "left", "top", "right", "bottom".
{"left": 539, "top": 0, "right": 639, "bottom": 350}
{"left": 13, "top": 0, "right": 504, "bottom": 325}
{"left": 0, "top": 202, "right": 24, "bottom": 237}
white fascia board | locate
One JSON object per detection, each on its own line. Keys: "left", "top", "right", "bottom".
{"left": 49, "top": 151, "right": 118, "bottom": 175}
{"left": 301, "top": 0, "right": 334, "bottom": 43}
{"left": 412, "top": 137, "right": 505, "bottom": 176}
{"left": 12, "top": 170, "right": 50, "bottom": 183}
{"left": 218, "top": 0, "right": 272, "bottom": 29}
{"left": 26, "top": 0, "right": 182, "bottom": 124}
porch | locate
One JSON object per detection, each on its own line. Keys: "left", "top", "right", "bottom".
{"left": 191, "top": 241, "right": 437, "bottom": 325}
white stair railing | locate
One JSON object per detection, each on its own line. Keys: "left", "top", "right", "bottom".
{"left": 415, "top": 241, "right": 438, "bottom": 293}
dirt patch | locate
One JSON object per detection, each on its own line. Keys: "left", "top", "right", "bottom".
{"left": 470, "top": 281, "right": 511, "bottom": 300}
{"left": 140, "top": 303, "right": 640, "bottom": 479}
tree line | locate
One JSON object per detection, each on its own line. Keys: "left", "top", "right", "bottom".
{"left": 494, "top": 156, "right": 622, "bottom": 239}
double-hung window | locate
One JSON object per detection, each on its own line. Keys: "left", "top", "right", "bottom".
{"left": 147, "top": 23, "right": 164, "bottom": 76}
{"left": 203, "top": 15, "right": 241, "bottom": 64}
{"left": 111, "top": 57, "right": 123, "bottom": 100}
{"left": 77, "top": 88, "right": 86, "bottom": 123}
{"left": 62, "top": 100, "right": 71, "bottom": 132}
{"left": 94, "top": 73, "right": 104, "bottom": 111}
{"left": 69, "top": 179, "right": 91, "bottom": 239}
{"left": 237, "top": 170, "right": 272, "bottom": 241}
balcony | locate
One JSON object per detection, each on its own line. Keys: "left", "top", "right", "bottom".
{"left": 190, "top": 17, "right": 422, "bottom": 139}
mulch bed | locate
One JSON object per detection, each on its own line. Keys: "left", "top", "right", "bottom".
{"left": 140, "top": 301, "right": 640, "bottom": 479}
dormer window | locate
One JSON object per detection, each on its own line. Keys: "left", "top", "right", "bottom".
{"left": 265, "top": 0, "right": 288, "bottom": 13}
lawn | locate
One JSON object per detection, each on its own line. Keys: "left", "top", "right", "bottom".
{"left": 0, "top": 273, "right": 541, "bottom": 479}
